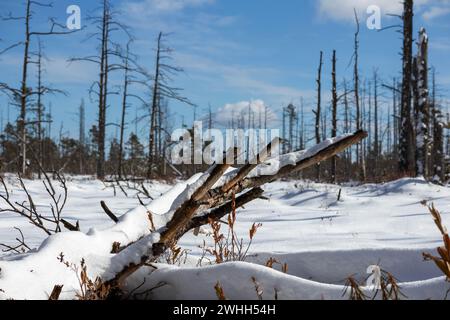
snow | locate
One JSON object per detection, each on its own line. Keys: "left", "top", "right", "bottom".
{"left": 1, "top": 175, "right": 450, "bottom": 300}
{"left": 248, "top": 135, "right": 352, "bottom": 177}
{"left": 124, "top": 261, "right": 449, "bottom": 300}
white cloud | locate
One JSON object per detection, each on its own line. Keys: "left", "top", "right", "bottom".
{"left": 175, "top": 52, "right": 313, "bottom": 104}
{"left": 213, "top": 100, "right": 278, "bottom": 128}
{"left": 317, "top": 0, "right": 431, "bottom": 22}
{"left": 45, "top": 57, "right": 98, "bottom": 85}
{"left": 123, "top": 0, "right": 214, "bottom": 15}
{"left": 422, "top": 2, "right": 450, "bottom": 20}
{"left": 430, "top": 38, "right": 450, "bottom": 51}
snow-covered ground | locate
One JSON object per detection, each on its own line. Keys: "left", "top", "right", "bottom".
{"left": 0, "top": 175, "right": 449, "bottom": 300}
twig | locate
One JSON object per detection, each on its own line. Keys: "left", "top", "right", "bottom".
{"left": 100, "top": 201, "right": 119, "bottom": 223}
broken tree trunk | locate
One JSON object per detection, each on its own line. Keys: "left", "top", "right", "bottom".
{"left": 106, "top": 130, "right": 367, "bottom": 288}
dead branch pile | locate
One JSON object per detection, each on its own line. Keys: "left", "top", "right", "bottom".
{"left": 105, "top": 130, "right": 367, "bottom": 290}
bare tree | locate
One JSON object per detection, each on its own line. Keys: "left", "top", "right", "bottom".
{"left": 146, "top": 32, "right": 194, "bottom": 178}
{"left": 343, "top": 79, "right": 352, "bottom": 180}
{"left": 331, "top": 50, "right": 338, "bottom": 183}
{"left": 0, "top": 0, "right": 78, "bottom": 176}
{"left": 28, "top": 41, "right": 65, "bottom": 177}
{"left": 399, "top": 0, "right": 414, "bottom": 175}
{"left": 353, "top": 9, "right": 366, "bottom": 182}
{"left": 285, "top": 104, "right": 296, "bottom": 153}
{"left": 69, "top": 0, "right": 128, "bottom": 179}
{"left": 414, "top": 27, "right": 430, "bottom": 178}
{"left": 313, "top": 51, "right": 323, "bottom": 181}
{"left": 373, "top": 70, "right": 380, "bottom": 173}
{"left": 115, "top": 41, "right": 145, "bottom": 179}
{"left": 79, "top": 99, "right": 86, "bottom": 174}
{"left": 431, "top": 68, "right": 444, "bottom": 182}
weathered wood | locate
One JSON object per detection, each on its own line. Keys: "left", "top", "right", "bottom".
{"left": 154, "top": 148, "right": 238, "bottom": 254}
{"left": 101, "top": 200, "right": 119, "bottom": 223}
{"left": 60, "top": 219, "right": 80, "bottom": 232}
{"left": 106, "top": 131, "right": 367, "bottom": 289}
{"left": 207, "top": 130, "right": 368, "bottom": 208}
{"left": 184, "top": 187, "right": 264, "bottom": 235}
{"left": 49, "top": 285, "right": 63, "bottom": 300}
{"left": 221, "top": 138, "right": 278, "bottom": 194}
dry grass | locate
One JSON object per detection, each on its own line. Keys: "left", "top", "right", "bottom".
{"left": 214, "top": 281, "right": 226, "bottom": 300}
{"left": 344, "top": 276, "right": 368, "bottom": 300}
{"left": 344, "top": 268, "right": 405, "bottom": 300}
{"left": 251, "top": 276, "right": 264, "bottom": 300}
{"left": 163, "top": 242, "right": 189, "bottom": 266}
{"left": 199, "top": 192, "right": 262, "bottom": 265}
{"left": 58, "top": 253, "right": 113, "bottom": 300}
{"left": 265, "top": 257, "right": 288, "bottom": 274}
{"left": 423, "top": 204, "right": 450, "bottom": 280}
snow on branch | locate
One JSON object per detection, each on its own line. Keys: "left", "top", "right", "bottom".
{"left": 0, "top": 130, "right": 366, "bottom": 299}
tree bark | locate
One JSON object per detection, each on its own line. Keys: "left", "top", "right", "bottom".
{"left": 148, "top": 32, "right": 163, "bottom": 178}
{"left": 331, "top": 50, "right": 338, "bottom": 183}
{"left": 314, "top": 51, "right": 323, "bottom": 181}
{"left": 399, "top": 0, "right": 414, "bottom": 175}
{"left": 415, "top": 28, "right": 430, "bottom": 179}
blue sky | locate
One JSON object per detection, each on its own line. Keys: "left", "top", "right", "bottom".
{"left": 0, "top": 0, "right": 449, "bottom": 146}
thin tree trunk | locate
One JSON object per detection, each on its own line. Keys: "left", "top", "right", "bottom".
{"left": 353, "top": 10, "right": 366, "bottom": 181}
{"left": 431, "top": 68, "right": 444, "bottom": 182}
{"left": 36, "top": 42, "right": 43, "bottom": 178}
{"left": 331, "top": 50, "right": 338, "bottom": 183}
{"left": 118, "top": 43, "right": 131, "bottom": 180}
{"left": 399, "top": 0, "right": 414, "bottom": 175}
{"left": 314, "top": 51, "right": 323, "bottom": 181}
{"left": 148, "top": 32, "right": 162, "bottom": 178}
{"left": 96, "top": 0, "right": 109, "bottom": 180}
{"left": 415, "top": 28, "right": 430, "bottom": 179}
{"left": 373, "top": 71, "right": 379, "bottom": 175}
{"left": 19, "top": 0, "right": 32, "bottom": 176}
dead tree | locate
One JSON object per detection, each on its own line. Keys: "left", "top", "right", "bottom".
{"left": 383, "top": 78, "right": 401, "bottom": 160}
{"left": 147, "top": 32, "right": 194, "bottom": 178}
{"left": 373, "top": 70, "right": 380, "bottom": 174}
{"left": 97, "top": 1, "right": 109, "bottom": 180}
{"left": 353, "top": 10, "right": 366, "bottom": 182}
{"left": 35, "top": 42, "right": 45, "bottom": 176}
{"left": 285, "top": 104, "right": 296, "bottom": 153}
{"left": 313, "top": 51, "right": 323, "bottom": 181}
{"left": 79, "top": 99, "right": 86, "bottom": 174}
{"left": 343, "top": 80, "right": 352, "bottom": 180}
{"left": 414, "top": 28, "right": 430, "bottom": 178}
{"left": 117, "top": 44, "right": 131, "bottom": 180}
{"left": 69, "top": 0, "right": 128, "bottom": 179}
{"left": 299, "top": 98, "right": 305, "bottom": 150}
{"left": 0, "top": 0, "right": 78, "bottom": 175}
{"left": 115, "top": 41, "right": 148, "bottom": 180}
{"left": 431, "top": 69, "right": 444, "bottom": 182}
{"left": 399, "top": 0, "right": 414, "bottom": 175}
{"left": 28, "top": 41, "right": 65, "bottom": 177}
{"left": 331, "top": 50, "right": 338, "bottom": 183}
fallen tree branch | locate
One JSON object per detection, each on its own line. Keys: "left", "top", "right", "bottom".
{"left": 48, "top": 285, "right": 63, "bottom": 300}
{"left": 0, "top": 227, "right": 31, "bottom": 254}
{"left": 154, "top": 148, "right": 238, "bottom": 256}
{"left": 60, "top": 219, "right": 80, "bottom": 232}
{"left": 101, "top": 201, "right": 119, "bottom": 223}
{"left": 207, "top": 130, "right": 368, "bottom": 208}
{"left": 106, "top": 131, "right": 366, "bottom": 289}
{"left": 220, "top": 138, "right": 278, "bottom": 193}
{"left": 183, "top": 187, "right": 265, "bottom": 236}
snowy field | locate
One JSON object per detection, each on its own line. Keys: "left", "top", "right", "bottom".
{"left": 1, "top": 175, "right": 450, "bottom": 300}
